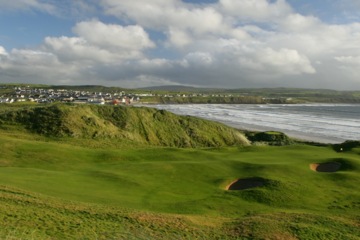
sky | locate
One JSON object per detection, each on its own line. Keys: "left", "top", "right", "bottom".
{"left": 1, "top": 0, "right": 360, "bottom": 90}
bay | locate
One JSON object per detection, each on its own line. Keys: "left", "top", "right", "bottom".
{"left": 150, "top": 104, "right": 360, "bottom": 143}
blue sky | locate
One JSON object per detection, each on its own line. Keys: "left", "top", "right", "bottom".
{"left": 1, "top": 0, "right": 360, "bottom": 89}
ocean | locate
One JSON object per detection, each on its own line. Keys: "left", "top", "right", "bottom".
{"left": 150, "top": 104, "right": 360, "bottom": 143}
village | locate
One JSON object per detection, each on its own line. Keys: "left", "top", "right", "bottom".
{"left": 0, "top": 86, "right": 148, "bottom": 105}
{"left": 0, "top": 85, "right": 243, "bottom": 105}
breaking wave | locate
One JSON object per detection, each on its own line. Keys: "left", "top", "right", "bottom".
{"left": 151, "top": 104, "right": 360, "bottom": 143}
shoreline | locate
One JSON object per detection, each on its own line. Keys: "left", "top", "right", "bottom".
{"left": 141, "top": 103, "right": 359, "bottom": 144}
{"left": 211, "top": 120, "right": 344, "bottom": 144}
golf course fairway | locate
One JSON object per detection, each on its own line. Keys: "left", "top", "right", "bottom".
{"left": 0, "top": 104, "right": 359, "bottom": 239}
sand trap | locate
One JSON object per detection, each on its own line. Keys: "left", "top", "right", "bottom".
{"left": 226, "top": 177, "right": 266, "bottom": 190}
{"left": 310, "top": 162, "right": 341, "bottom": 172}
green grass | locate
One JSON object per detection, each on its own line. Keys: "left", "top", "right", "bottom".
{"left": 0, "top": 104, "right": 359, "bottom": 239}
{"left": 0, "top": 104, "right": 250, "bottom": 148}
{"left": 0, "top": 132, "right": 359, "bottom": 239}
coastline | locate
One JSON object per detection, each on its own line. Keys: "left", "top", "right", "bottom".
{"left": 144, "top": 103, "right": 359, "bottom": 144}
{"left": 220, "top": 120, "right": 343, "bottom": 144}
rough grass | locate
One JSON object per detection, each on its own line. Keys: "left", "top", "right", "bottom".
{"left": 0, "top": 185, "right": 223, "bottom": 240}
{"left": 0, "top": 104, "right": 250, "bottom": 148}
{"left": 0, "top": 132, "right": 359, "bottom": 239}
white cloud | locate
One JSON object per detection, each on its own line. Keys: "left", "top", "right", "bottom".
{"left": 59, "top": 0, "right": 100, "bottom": 18}
{"left": 0, "top": 46, "right": 8, "bottom": 56}
{"left": 185, "top": 52, "right": 213, "bottom": 66}
{"left": 101, "top": 0, "right": 178, "bottom": 29}
{"left": 44, "top": 36, "right": 118, "bottom": 63}
{"left": 335, "top": 55, "right": 360, "bottom": 65}
{"left": 0, "top": 47, "right": 82, "bottom": 85}
{"left": 166, "top": 28, "right": 192, "bottom": 48}
{"left": 0, "top": 20, "right": 157, "bottom": 85}
{"left": 1, "top": 1, "right": 360, "bottom": 89}
{"left": 255, "top": 48, "right": 315, "bottom": 75}
{"left": 73, "top": 20, "right": 155, "bottom": 51}
{"left": 42, "top": 20, "right": 155, "bottom": 63}
{"left": 0, "top": 0, "right": 104, "bottom": 19}
{"left": 0, "top": 0, "right": 55, "bottom": 13}
{"left": 101, "top": 0, "right": 227, "bottom": 36}
{"left": 219, "top": 0, "right": 292, "bottom": 22}
{"left": 9, "top": 49, "right": 57, "bottom": 65}
{"left": 280, "top": 14, "right": 322, "bottom": 31}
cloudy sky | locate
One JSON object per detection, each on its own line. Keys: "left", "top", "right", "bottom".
{"left": 1, "top": 0, "right": 360, "bottom": 89}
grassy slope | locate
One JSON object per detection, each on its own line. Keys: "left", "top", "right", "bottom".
{"left": 0, "top": 104, "right": 249, "bottom": 148}
{"left": 0, "top": 130, "right": 359, "bottom": 239}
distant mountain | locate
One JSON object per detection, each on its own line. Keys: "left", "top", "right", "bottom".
{"left": 138, "top": 85, "right": 224, "bottom": 92}
{"left": 49, "top": 85, "right": 129, "bottom": 92}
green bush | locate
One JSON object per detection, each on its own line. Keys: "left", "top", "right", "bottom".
{"left": 246, "top": 131, "right": 294, "bottom": 146}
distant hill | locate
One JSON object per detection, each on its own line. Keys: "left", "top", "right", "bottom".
{"left": 138, "top": 85, "right": 222, "bottom": 92}
{"left": 0, "top": 104, "right": 250, "bottom": 148}
{"left": 49, "top": 85, "right": 130, "bottom": 92}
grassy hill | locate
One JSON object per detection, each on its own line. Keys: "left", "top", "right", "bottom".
{"left": 0, "top": 104, "right": 359, "bottom": 239}
{"left": 0, "top": 104, "right": 249, "bottom": 148}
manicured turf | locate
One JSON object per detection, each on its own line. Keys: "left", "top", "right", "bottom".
{"left": 0, "top": 131, "right": 359, "bottom": 239}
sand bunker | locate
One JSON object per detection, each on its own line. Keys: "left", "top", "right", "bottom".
{"left": 226, "top": 177, "right": 266, "bottom": 190}
{"left": 310, "top": 162, "right": 341, "bottom": 172}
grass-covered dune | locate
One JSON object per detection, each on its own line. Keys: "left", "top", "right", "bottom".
{"left": 0, "top": 104, "right": 249, "bottom": 148}
{"left": 0, "top": 104, "right": 359, "bottom": 239}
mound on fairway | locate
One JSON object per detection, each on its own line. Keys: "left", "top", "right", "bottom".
{"left": 226, "top": 177, "right": 267, "bottom": 190}
{"left": 310, "top": 162, "right": 341, "bottom": 172}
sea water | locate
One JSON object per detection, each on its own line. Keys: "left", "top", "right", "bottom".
{"left": 151, "top": 104, "right": 360, "bottom": 143}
